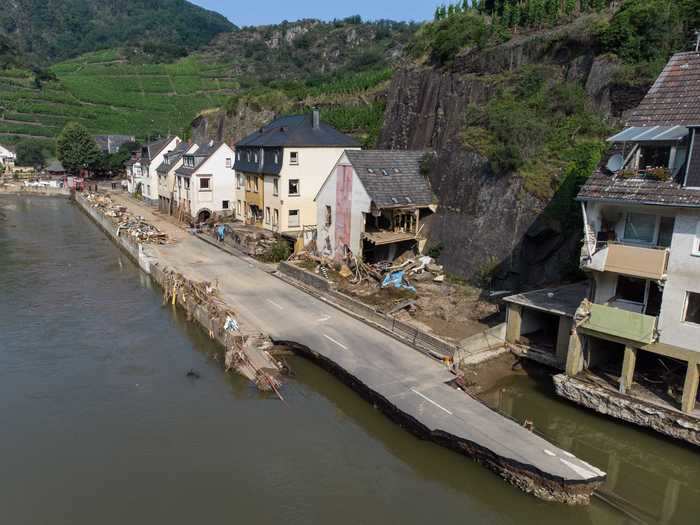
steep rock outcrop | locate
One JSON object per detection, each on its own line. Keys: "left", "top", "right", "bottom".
{"left": 379, "top": 24, "right": 647, "bottom": 288}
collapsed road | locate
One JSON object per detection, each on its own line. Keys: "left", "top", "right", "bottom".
{"left": 75, "top": 191, "right": 606, "bottom": 504}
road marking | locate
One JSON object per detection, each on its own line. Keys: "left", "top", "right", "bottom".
{"left": 323, "top": 334, "right": 348, "bottom": 350}
{"left": 266, "top": 299, "right": 283, "bottom": 310}
{"left": 318, "top": 315, "right": 331, "bottom": 322}
{"left": 410, "top": 388, "right": 453, "bottom": 415}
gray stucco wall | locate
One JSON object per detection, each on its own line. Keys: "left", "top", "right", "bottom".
{"left": 658, "top": 211, "right": 700, "bottom": 351}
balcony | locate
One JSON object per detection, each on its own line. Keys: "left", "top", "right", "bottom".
{"left": 581, "top": 242, "right": 669, "bottom": 281}
{"left": 579, "top": 302, "right": 658, "bottom": 345}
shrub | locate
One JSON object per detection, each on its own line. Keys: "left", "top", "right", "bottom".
{"left": 261, "top": 240, "right": 291, "bottom": 263}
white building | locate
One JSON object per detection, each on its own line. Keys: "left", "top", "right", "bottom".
{"left": 315, "top": 150, "right": 435, "bottom": 262}
{"left": 127, "top": 136, "right": 180, "bottom": 204}
{"left": 0, "top": 143, "right": 16, "bottom": 169}
{"left": 173, "top": 141, "right": 235, "bottom": 223}
{"left": 155, "top": 142, "right": 196, "bottom": 215}
{"left": 233, "top": 110, "right": 359, "bottom": 236}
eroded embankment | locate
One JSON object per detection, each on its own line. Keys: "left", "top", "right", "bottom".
{"left": 74, "top": 193, "right": 604, "bottom": 505}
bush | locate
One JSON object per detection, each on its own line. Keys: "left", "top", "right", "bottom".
{"left": 261, "top": 240, "right": 291, "bottom": 263}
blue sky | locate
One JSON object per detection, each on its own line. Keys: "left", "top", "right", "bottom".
{"left": 190, "top": 0, "right": 439, "bottom": 27}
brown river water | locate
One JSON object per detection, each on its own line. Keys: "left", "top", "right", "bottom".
{"left": 1, "top": 195, "right": 698, "bottom": 524}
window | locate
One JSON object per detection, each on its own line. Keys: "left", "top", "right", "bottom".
{"left": 274, "top": 152, "right": 279, "bottom": 164}
{"left": 184, "top": 179, "right": 190, "bottom": 190}
{"left": 616, "top": 276, "right": 646, "bottom": 304}
{"left": 325, "top": 205, "right": 332, "bottom": 227}
{"left": 624, "top": 213, "right": 657, "bottom": 244}
{"left": 225, "top": 158, "right": 231, "bottom": 168}
{"left": 222, "top": 200, "right": 229, "bottom": 210}
{"left": 246, "top": 151, "right": 251, "bottom": 162}
{"left": 273, "top": 209, "right": 279, "bottom": 227}
{"left": 265, "top": 207, "right": 271, "bottom": 224}
{"left": 246, "top": 175, "right": 251, "bottom": 191}
{"left": 236, "top": 151, "right": 240, "bottom": 161}
{"left": 684, "top": 292, "right": 700, "bottom": 325}
{"left": 288, "top": 179, "right": 300, "bottom": 196}
{"left": 693, "top": 221, "right": 700, "bottom": 257}
{"left": 236, "top": 200, "right": 241, "bottom": 215}
{"left": 236, "top": 174, "right": 242, "bottom": 190}
{"left": 200, "top": 178, "right": 210, "bottom": 190}
{"left": 657, "top": 216, "right": 675, "bottom": 248}
{"left": 254, "top": 153, "right": 258, "bottom": 163}
{"left": 254, "top": 176, "right": 259, "bottom": 193}
{"left": 288, "top": 209, "right": 300, "bottom": 227}
{"left": 639, "top": 145, "right": 671, "bottom": 169}
{"left": 273, "top": 178, "right": 279, "bottom": 196}
{"left": 290, "top": 151, "right": 299, "bottom": 165}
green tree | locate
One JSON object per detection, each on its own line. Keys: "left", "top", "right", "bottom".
{"left": 56, "top": 122, "right": 100, "bottom": 175}
{"left": 15, "top": 140, "right": 46, "bottom": 168}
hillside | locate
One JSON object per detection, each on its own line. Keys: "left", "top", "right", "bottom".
{"left": 0, "top": 0, "right": 235, "bottom": 66}
{"left": 0, "top": 17, "right": 416, "bottom": 148}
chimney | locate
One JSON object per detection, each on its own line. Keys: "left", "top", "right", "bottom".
{"left": 312, "top": 108, "right": 320, "bottom": 130}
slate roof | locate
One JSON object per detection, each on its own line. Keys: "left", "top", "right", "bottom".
{"left": 175, "top": 142, "right": 224, "bottom": 177}
{"left": 141, "top": 136, "right": 175, "bottom": 166}
{"left": 236, "top": 114, "right": 359, "bottom": 148}
{"left": 156, "top": 142, "right": 191, "bottom": 175}
{"left": 627, "top": 51, "right": 700, "bottom": 127}
{"left": 577, "top": 169, "right": 700, "bottom": 208}
{"left": 346, "top": 150, "right": 434, "bottom": 208}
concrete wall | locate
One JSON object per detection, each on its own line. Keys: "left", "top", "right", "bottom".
{"left": 658, "top": 210, "right": 700, "bottom": 351}
{"left": 316, "top": 154, "right": 372, "bottom": 257}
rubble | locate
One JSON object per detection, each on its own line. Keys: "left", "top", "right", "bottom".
{"left": 83, "top": 192, "right": 169, "bottom": 244}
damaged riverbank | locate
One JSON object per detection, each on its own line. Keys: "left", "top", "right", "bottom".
{"left": 73, "top": 191, "right": 606, "bottom": 505}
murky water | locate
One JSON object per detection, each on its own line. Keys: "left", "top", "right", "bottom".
{"left": 0, "top": 195, "right": 694, "bottom": 524}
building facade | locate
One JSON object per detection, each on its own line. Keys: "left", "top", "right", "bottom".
{"left": 173, "top": 141, "right": 235, "bottom": 224}
{"left": 0, "top": 143, "right": 16, "bottom": 170}
{"left": 233, "top": 110, "right": 359, "bottom": 236}
{"left": 127, "top": 136, "right": 180, "bottom": 204}
{"left": 156, "top": 142, "right": 195, "bottom": 215}
{"left": 315, "top": 150, "right": 435, "bottom": 262}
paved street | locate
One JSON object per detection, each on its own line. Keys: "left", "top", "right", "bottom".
{"left": 107, "top": 192, "right": 606, "bottom": 489}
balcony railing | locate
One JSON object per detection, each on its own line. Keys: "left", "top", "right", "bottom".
{"left": 579, "top": 302, "right": 658, "bottom": 345}
{"left": 581, "top": 242, "right": 669, "bottom": 280}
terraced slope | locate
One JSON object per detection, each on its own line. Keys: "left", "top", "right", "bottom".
{"left": 0, "top": 49, "right": 239, "bottom": 147}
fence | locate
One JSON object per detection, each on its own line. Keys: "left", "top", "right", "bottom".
{"left": 278, "top": 262, "right": 456, "bottom": 359}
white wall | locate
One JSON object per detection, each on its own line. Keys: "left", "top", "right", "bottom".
{"left": 144, "top": 137, "right": 180, "bottom": 203}
{"left": 315, "top": 153, "right": 372, "bottom": 257}
{"left": 658, "top": 210, "right": 700, "bottom": 351}
{"left": 262, "top": 147, "right": 358, "bottom": 233}
{"left": 189, "top": 143, "right": 236, "bottom": 219}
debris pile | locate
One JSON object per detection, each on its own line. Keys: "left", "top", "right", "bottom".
{"left": 161, "top": 270, "right": 284, "bottom": 397}
{"left": 83, "top": 192, "right": 169, "bottom": 244}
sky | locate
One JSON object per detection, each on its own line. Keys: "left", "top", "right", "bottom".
{"left": 190, "top": 0, "right": 439, "bottom": 27}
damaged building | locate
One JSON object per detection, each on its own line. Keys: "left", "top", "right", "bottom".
{"left": 315, "top": 150, "right": 436, "bottom": 262}
{"left": 503, "top": 51, "right": 700, "bottom": 443}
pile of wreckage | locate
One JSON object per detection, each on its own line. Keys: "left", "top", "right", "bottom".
{"left": 83, "top": 192, "right": 169, "bottom": 244}
{"left": 292, "top": 250, "right": 446, "bottom": 292}
{"left": 161, "top": 269, "right": 285, "bottom": 398}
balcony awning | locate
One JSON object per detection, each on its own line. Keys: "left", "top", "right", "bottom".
{"left": 580, "top": 303, "right": 657, "bottom": 345}
{"left": 607, "top": 126, "right": 689, "bottom": 143}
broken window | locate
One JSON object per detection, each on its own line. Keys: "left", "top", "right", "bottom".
{"left": 325, "top": 205, "right": 332, "bottom": 227}
{"left": 616, "top": 276, "right": 646, "bottom": 304}
{"left": 288, "top": 209, "right": 300, "bottom": 227}
{"left": 288, "top": 179, "right": 300, "bottom": 196}
{"left": 685, "top": 292, "right": 700, "bottom": 324}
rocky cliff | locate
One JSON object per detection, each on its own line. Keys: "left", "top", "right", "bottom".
{"left": 379, "top": 20, "right": 647, "bottom": 289}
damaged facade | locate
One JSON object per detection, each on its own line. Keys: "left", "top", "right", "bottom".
{"left": 233, "top": 109, "right": 359, "bottom": 237}
{"left": 126, "top": 136, "right": 180, "bottom": 202}
{"left": 315, "top": 150, "right": 435, "bottom": 262}
{"left": 504, "top": 51, "right": 700, "bottom": 441}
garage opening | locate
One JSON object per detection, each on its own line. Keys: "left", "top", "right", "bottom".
{"left": 518, "top": 309, "right": 560, "bottom": 354}
{"left": 197, "top": 209, "right": 211, "bottom": 224}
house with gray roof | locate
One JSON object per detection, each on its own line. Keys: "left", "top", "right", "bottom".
{"left": 155, "top": 141, "right": 196, "bottom": 215}
{"left": 172, "top": 140, "right": 235, "bottom": 224}
{"left": 502, "top": 51, "right": 700, "bottom": 436}
{"left": 315, "top": 150, "right": 435, "bottom": 262}
{"left": 233, "top": 109, "right": 359, "bottom": 234}
{"left": 126, "top": 136, "right": 180, "bottom": 204}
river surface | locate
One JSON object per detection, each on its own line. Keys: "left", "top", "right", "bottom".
{"left": 1, "top": 194, "right": 697, "bottom": 524}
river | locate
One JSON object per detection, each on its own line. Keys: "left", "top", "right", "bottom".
{"left": 1, "top": 194, "right": 697, "bottom": 524}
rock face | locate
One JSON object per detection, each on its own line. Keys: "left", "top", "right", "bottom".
{"left": 553, "top": 375, "right": 700, "bottom": 446}
{"left": 378, "top": 22, "right": 647, "bottom": 288}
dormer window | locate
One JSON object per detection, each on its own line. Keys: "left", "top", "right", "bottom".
{"left": 246, "top": 151, "right": 251, "bottom": 162}
{"left": 639, "top": 145, "right": 671, "bottom": 170}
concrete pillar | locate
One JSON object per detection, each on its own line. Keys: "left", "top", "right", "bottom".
{"left": 619, "top": 346, "right": 637, "bottom": 394}
{"left": 505, "top": 304, "right": 523, "bottom": 344}
{"left": 681, "top": 360, "right": 699, "bottom": 414}
{"left": 565, "top": 331, "right": 584, "bottom": 377}
{"left": 556, "top": 316, "right": 573, "bottom": 367}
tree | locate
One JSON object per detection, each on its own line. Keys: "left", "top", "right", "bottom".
{"left": 15, "top": 140, "right": 46, "bottom": 168}
{"left": 56, "top": 122, "right": 100, "bottom": 175}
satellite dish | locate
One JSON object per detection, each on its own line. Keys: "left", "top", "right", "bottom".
{"left": 606, "top": 154, "right": 624, "bottom": 173}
